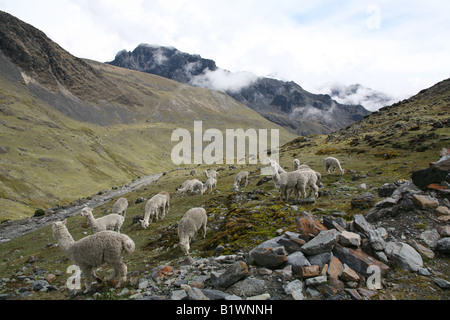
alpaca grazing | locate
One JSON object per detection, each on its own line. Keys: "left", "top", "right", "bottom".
{"left": 178, "top": 208, "right": 208, "bottom": 256}
{"left": 112, "top": 197, "right": 128, "bottom": 218}
{"left": 52, "top": 219, "right": 135, "bottom": 292}
{"left": 140, "top": 193, "right": 168, "bottom": 229}
{"left": 324, "top": 157, "right": 344, "bottom": 175}
{"left": 233, "top": 171, "right": 249, "bottom": 190}
{"left": 176, "top": 179, "right": 204, "bottom": 195}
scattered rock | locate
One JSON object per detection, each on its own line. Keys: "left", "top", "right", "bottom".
{"left": 210, "top": 261, "right": 249, "bottom": 289}
{"left": 412, "top": 194, "right": 440, "bottom": 210}
{"left": 300, "top": 229, "right": 340, "bottom": 256}
{"left": 351, "top": 192, "right": 375, "bottom": 209}
{"left": 295, "top": 211, "right": 328, "bottom": 241}
{"left": 411, "top": 158, "right": 450, "bottom": 190}
{"left": 250, "top": 246, "right": 288, "bottom": 268}
{"left": 339, "top": 231, "right": 361, "bottom": 248}
{"left": 385, "top": 242, "right": 423, "bottom": 272}
{"left": 436, "top": 237, "right": 450, "bottom": 254}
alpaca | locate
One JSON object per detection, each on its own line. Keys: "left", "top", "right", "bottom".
{"left": 233, "top": 171, "right": 249, "bottom": 190}
{"left": 80, "top": 207, "right": 124, "bottom": 234}
{"left": 293, "top": 159, "right": 300, "bottom": 171}
{"left": 324, "top": 157, "right": 344, "bottom": 175}
{"left": 203, "top": 177, "right": 217, "bottom": 193}
{"left": 178, "top": 208, "right": 208, "bottom": 256}
{"left": 52, "top": 219, "right": 135, "bottom": 292}
{"left": 177, "top": 179, "right": 204, "bottom": 195}
{"left": 158, "top": 191, "right": 170, "bottom": 215}
{"left": 112, "top": 198, "right": 128, "bottom": 218}
{"left": 140, "top": 194, "right": 167, "bottom": 229}
{"left": 205, "top": 169, "right": 219, "bottom": 180}
{"left": 269, "top": 159, "right": 318, "bottom": 201}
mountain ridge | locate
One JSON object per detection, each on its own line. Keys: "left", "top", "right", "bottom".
{"left": 109, "top": 44, "right": 372, "bottom": 135}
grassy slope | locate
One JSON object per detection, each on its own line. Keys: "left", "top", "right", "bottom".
{"left": 0, "top": 60, "right": 294, "bottom": 220}
{"left": 0, "top": 79, "right": 448, "bottom": 299}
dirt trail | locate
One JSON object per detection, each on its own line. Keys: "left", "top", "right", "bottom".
{"left": 0, "top": 173, "right": 162, "bottom": 243}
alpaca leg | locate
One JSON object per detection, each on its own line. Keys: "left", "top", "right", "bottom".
{"left": 201, "top": 222, "right": 207, "bottom": 238}
{"left": 81, "top": 266, "right": 93, "bottom": 293}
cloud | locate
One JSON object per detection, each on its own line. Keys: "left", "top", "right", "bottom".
{"left": 2, "top": 0, "right": 450, "bottom": 101}
{"left": 291, "top": 102, "right": 337, "bottom": 123}
{"left": 319, "top": 83, "right": 399, "bottom": 111}
{"left": 190, "top": 69, "right": 260, "bottom": 93}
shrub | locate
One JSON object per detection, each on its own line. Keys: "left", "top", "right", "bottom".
{"left": 33, "top": 209, "right": 45, "bottom": 217}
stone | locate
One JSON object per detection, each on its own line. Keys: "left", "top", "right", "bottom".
{"left": 411, "top": 158, "right": 450, "bottom": 190}
{"left": 385, "top": 242, "right": 423, "bottom": 272}
{"left": 375, "top": 197, "right": 398, "bottom": 208}
{"left": 436, "top": 206, "right": 450, "bottom": 216}
{"left": 437, "top": 226, "right": 450, "bottom": 237}
{"left": 340, "top": 264, "right": 360, "bottom": 282}
{"left": 339, "top": 231, "right": 361, "bottom": 247}
{"left": 201, "top": 289, "right": 230, "bottom": 300}
{"left": 300, "top": 265, "right": 320, "bottom": 278}
{"left": 247, "top": 293, "right": 271, "bottom": 300}
{"left": 345, "top": 288, "right": 362, "bottom": 300}
{"left": 412, "top": 194, "right": 440, "bottom": 210}
{"left": 170, "top": 290, "right": 188, "bottom": 300}
{"left": 327, "top": 256, "right": 344, "bottom": 279}
{"left": 31, "top": 280, "right": 49, "bottom": 291}
{"left": 434, "top": 278, "right": 450, "bottom": 290}
{"left": 408, "top": 239, "right": 435, "bottom": 259}
{"left": 276, "top": 232, "right": 306, "bottom": 253}
{"left": 300, "top": 229, "right": 340, "bottom": 256}
{"left": 420, "top": 229, "right": 441, "bottom": 249}
{"left": 250, "top": 246, "right": 288, "bottom": 268}
{"left": 305, "top": 276, "right": 327, "bottom": 286}
{"left": 436, "top": 237, "right": 450, "bottom": 254}
{"left": 295, "top": 211, "right": 328, "bottom": 241}
{"left": 186, "top": 287, "right": 210, "bottom": 300}
{"left": 307, "top": 252, "right": 333, "bottom": 267}
{"left": 378, "top": 183, "right": 397, "bottom": 197}
{"left": 332, "top": 244, "right": 389, "bottom": 278}
{"left": 322, "top": 216, "right": 346, "bottom": 232}
{"left": 351, "top": 192, "right": 375, "bottom": 209}
{"left": 353, "top": 214, "right": 386, "bottom": 251}
{"left": 210, "top": 261, "right": 249, "bottom": 289}
{"left": 286, "top": 251, "right": 311, "bottom": 274}
{"left": 151, "top": 265, "right": 173, "bottom": 282}
{"left": 228, "top": 277, "right": 267, "bottom": 297}
{"left": 284, "top": 279, "right": 304, "bottom": 297}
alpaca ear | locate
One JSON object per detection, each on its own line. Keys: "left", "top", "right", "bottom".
{"left": 63, "top": 219, "right": 67, "bottom": 225}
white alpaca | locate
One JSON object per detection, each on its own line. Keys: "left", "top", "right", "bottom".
{"left": 177, "top": 179, "right": 204, "bottom": 195}
{"left": 80, "top": 207, "right": 124, "bottom": 234}
{"left": 324, "top": 157, "right": 344, "bottom": 175}
{"left": 112, "top": 197, "right": 128, "bottom": 218}
{"left": 233, "top": 171, "right": 249, "bottom": 190}
{"left": 52, "top": 219, "right": 135, "bottom": 292}
{"left": 140, "top": 194, "right": 168, "bottom": 229}
{"left": 270, "top": 159, "right": 319, "bottom": 201}
{"left": 158, "top": 191, "right": 170, "bottom": 215}
{"left": 204, "top": 169, "right": 219, "bottom": 180}
{"left": 203, "top": 177, "right": 217, "bottom": 193}
{"left": 293, "top": 159, "right": 300, "bottom": 171}
{"left": 178, "top": 208, "right": 208, "bottom": 256}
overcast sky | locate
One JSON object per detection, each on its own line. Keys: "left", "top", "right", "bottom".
{"left": 1, "top": 0, "right": 449, "bottom": 106}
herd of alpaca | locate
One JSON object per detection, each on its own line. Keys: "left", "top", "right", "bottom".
{"left": 52, "top": 159, "right": 344, "bottom": 292}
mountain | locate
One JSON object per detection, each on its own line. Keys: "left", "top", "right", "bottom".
{"left": 0, "top": 11, "right": 294, "bottom": 220}
{"left": 109, "top": 44, "right": 371, "bottom": 135}
{"left": 321, "top": 83, "right": 398, "bottom": 112}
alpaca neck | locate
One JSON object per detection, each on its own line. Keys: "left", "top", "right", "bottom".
{"left": 55, "top": 227, "right": 75, "bottom": 253}
{"left": 85, "top": 212, "right": 97, "bottom": 225}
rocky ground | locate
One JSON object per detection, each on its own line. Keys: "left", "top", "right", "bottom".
{"left": 1, "top": 160, "right": 449, "bottom": 301}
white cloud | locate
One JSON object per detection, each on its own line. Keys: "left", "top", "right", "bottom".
{"left": 190, "top": 69, "right": 259, "bottom": 93}
{"left": 1, "top": 0, "right": 450, "bottom": 105}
